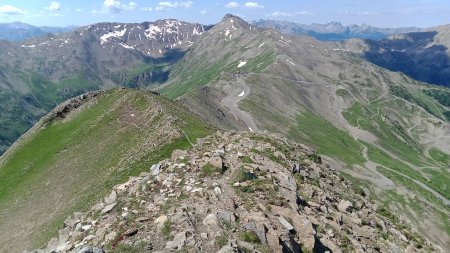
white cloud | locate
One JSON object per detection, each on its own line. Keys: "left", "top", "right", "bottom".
{"left": 103, "top": 0, "right": 137, "bottom": 13}
{"left": 156, "top": 1, "right": 193, "bottom": 11}
{"left": 128, "top": 2, "right": 138, "bottom": 10}
{"left": 200, "top": 8, "right": 208, "bottom": 15}
{"left": 270, "top": 11, "right": 292, "bottom": 17}
{"left": 142, "top": 7, "right": 153, "bottom": 11}
{"left": 244, "top": 2, "right": 263, "bottom": 9}
{"left": 268, "top": 10, "right": 314, "bottom": 18}
{"left": 0, "top": 5, "right": 26, "bottom": 15}
{"left": 295, "top": 10, "right": 314, "bottom": 16}
{"left": 344, "top": 10, "right": 379, "bottom": 16}
{"left": 358, "top": 11, "right": 379, "bottom": 15}
{"left": 76, "top": 8, "right": 82, "bottom": 12}
{"left": 225, "top": 2, "right": 239, "bottom": 9}
{"left": 103, "top": 0, "right": 121, "bottom": 12}
{"left": 47, "top": 2, "right": 61, "bottom": 11}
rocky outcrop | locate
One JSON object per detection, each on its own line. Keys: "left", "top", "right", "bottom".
{"left": 46, "top": 91, "right": 103, "bottom": 122}
{"left": 30, "top": 131, "right": 434, "bottom": 252}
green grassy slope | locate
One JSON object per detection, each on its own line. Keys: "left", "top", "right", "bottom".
{"left": 160, "top": 49, "right": 276, "bottom": 99}
{"left": 0, "top": 57, "right": 177, "bottom": 155}
{"left": 0, "top": 89, "right": 214, "bottom": 252}
{"left": 159, "top": 17, "right": 276, "bottom": 99}
{"left": 341, "top": 96, "right": 450, "bottom": 200}
{"left": 288, "top": 111, "right": 365, "bottom": 166}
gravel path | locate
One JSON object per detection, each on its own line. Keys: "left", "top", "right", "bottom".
{"left": 360, "top": 143, "right": 450, "bottom": 208}
{"left": 221, "top": 77, "right": 258, "bottom": 132}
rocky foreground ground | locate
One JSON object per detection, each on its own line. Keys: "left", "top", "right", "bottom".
{"left": 30, "top": 131, "right": 436, "bottom": 253}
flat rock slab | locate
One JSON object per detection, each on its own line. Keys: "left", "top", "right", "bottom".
{"left": 101, "top": 203, "right": 116, "bottom": 214}
{"left": 277, "top": 216, "right": 295, "bottom": 232}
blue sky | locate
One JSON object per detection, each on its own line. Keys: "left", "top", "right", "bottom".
{"left": 0, "top": 0, "right": 449, "bottom": 27}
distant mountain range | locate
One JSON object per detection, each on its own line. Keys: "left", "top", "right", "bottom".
{"left": 0, "top": 15, "right": 449, "bottom": 251}
{"left": 331, "top": 24, "right": 450, "bottom": 88}
{"left": 253, "top": 19, "right": 450, "bottom": 87}
{"left": 251, "top": 19, "right": 423, "bottom": 41}
{"left": 0, "top": 20, "right": 424, "bottom": 43}
{"left": 0, "top": 22, "right": 76, "bottom": 42}
{"left": 0, "top": 19, "right": 209, "bottom": 153}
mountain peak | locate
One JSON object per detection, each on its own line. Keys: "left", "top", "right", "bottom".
{"left": 217, "top": 14, "right": 251, "bottom": 30}
{"left": 221, "top": 13, "right": 240, "bottom": 21}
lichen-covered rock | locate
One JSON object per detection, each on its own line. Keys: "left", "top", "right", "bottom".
{"left": 30, "top": 132, "right": 437, "bottom": 253}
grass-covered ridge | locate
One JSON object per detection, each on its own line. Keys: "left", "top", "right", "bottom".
{"left": 0, "top": 89, "right": 214, "bottom": 252}
{"left": 160, "top": 50, "right": 276, "bottom": 99}
{"left": 0, "top": 72, "right": 99, "bottom": 154}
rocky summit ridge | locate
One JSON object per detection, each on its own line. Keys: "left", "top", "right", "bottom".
{"left": 30, "top": 131, "right": 435, "bottom": 253}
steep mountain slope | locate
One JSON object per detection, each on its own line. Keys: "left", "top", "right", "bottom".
{"left": 31, "top": 131, "right": 435, "bottom": 253}
{"left": 0, "top": 89, "right": 214, "bottom": 252}
{"left": 1, "top": 14, "right": 449, "bottom": 251}
{"left": 161, "top": 15, "right": 450, "bottom": 248}
{"left": 161, "top": 14, "right": 272, "bottom": 99}
{"left": 18, "top": 19, "right": 209, "bottom": 81}
{"left": 0, "top": 19, "right": 210, "bottom": 154}
{"left": 342, "top": 25, "right": 450, "bottom": 87}
{"left": 252, "top": 19, "right": 422, "bottom": 41}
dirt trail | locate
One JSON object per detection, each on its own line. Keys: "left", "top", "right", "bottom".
{"left": 331, "top": 80, "right": 450, "bottom": 208}
{"left": 360, "top": 145, "right": 396, "bottom": 189}
{"left": 221, "top": 77, "right": 258, "bottom": 132}
{"left": 360, "top": 143, "right": 450, "bottom": 208}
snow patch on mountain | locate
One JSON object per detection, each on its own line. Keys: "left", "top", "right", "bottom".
{"left": 237, "top": 61, "right": 247, "bottom": 68}
{"left": 145, "top": 25, "right": 161, "bottom": 39}
{"left": 100, "top": 29, "right": 127, "bottom": 45}
{"left": 286, "top": 59, "right": 296, "bottom": 66}
{"left": 119, "top": 43, "right": 134, "bottom": 49}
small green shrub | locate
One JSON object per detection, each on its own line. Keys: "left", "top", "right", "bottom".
{"left": 161, "top": 220, "right": 173, "bottom": 240}
{"left": 376, "top": 206, "right": 398, "bottom": 223}
{"left": 307, "top": 153, "right": 321, "bottom": 164}
{"left": 301, "top": 246, "right": 313, "bottom": 253}
{"left": 340, "top": 235, "right": 353, "bottom": 251}
{"left": 111, "top": 244, "right": 142, "bottom": 253}
{"left": 239, "top": 231, "right": 260, "bottom": 243}
{"left": 234, "top": 168, "right": 257, "bottom": 183}
{"left": 201, "top": 163, "right": 221, "bottom": 177}
{"left": 216, "top": 234, "right": 228, "bottom": 248}
{"left": 380, "top": 231, "right": 389, "bottom": 240}
{"left": 241, "top": 156, "right": 253, "bottom": 164}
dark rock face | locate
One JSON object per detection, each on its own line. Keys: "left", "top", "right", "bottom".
{"left": 47, "top": 91, "right": 102, "bottom": 122}
{"left": 363, "top": 31, "right": 450, "bottom": 87}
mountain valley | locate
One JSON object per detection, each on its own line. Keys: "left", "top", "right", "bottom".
{"left": 0, "top": 19, "right": 209, "bottom": 154}
{"left": 0, "top": 13, "right": 449, "bottom": 253}
{"left": 160, "top": 15, "right": 450, "bottom": 248}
